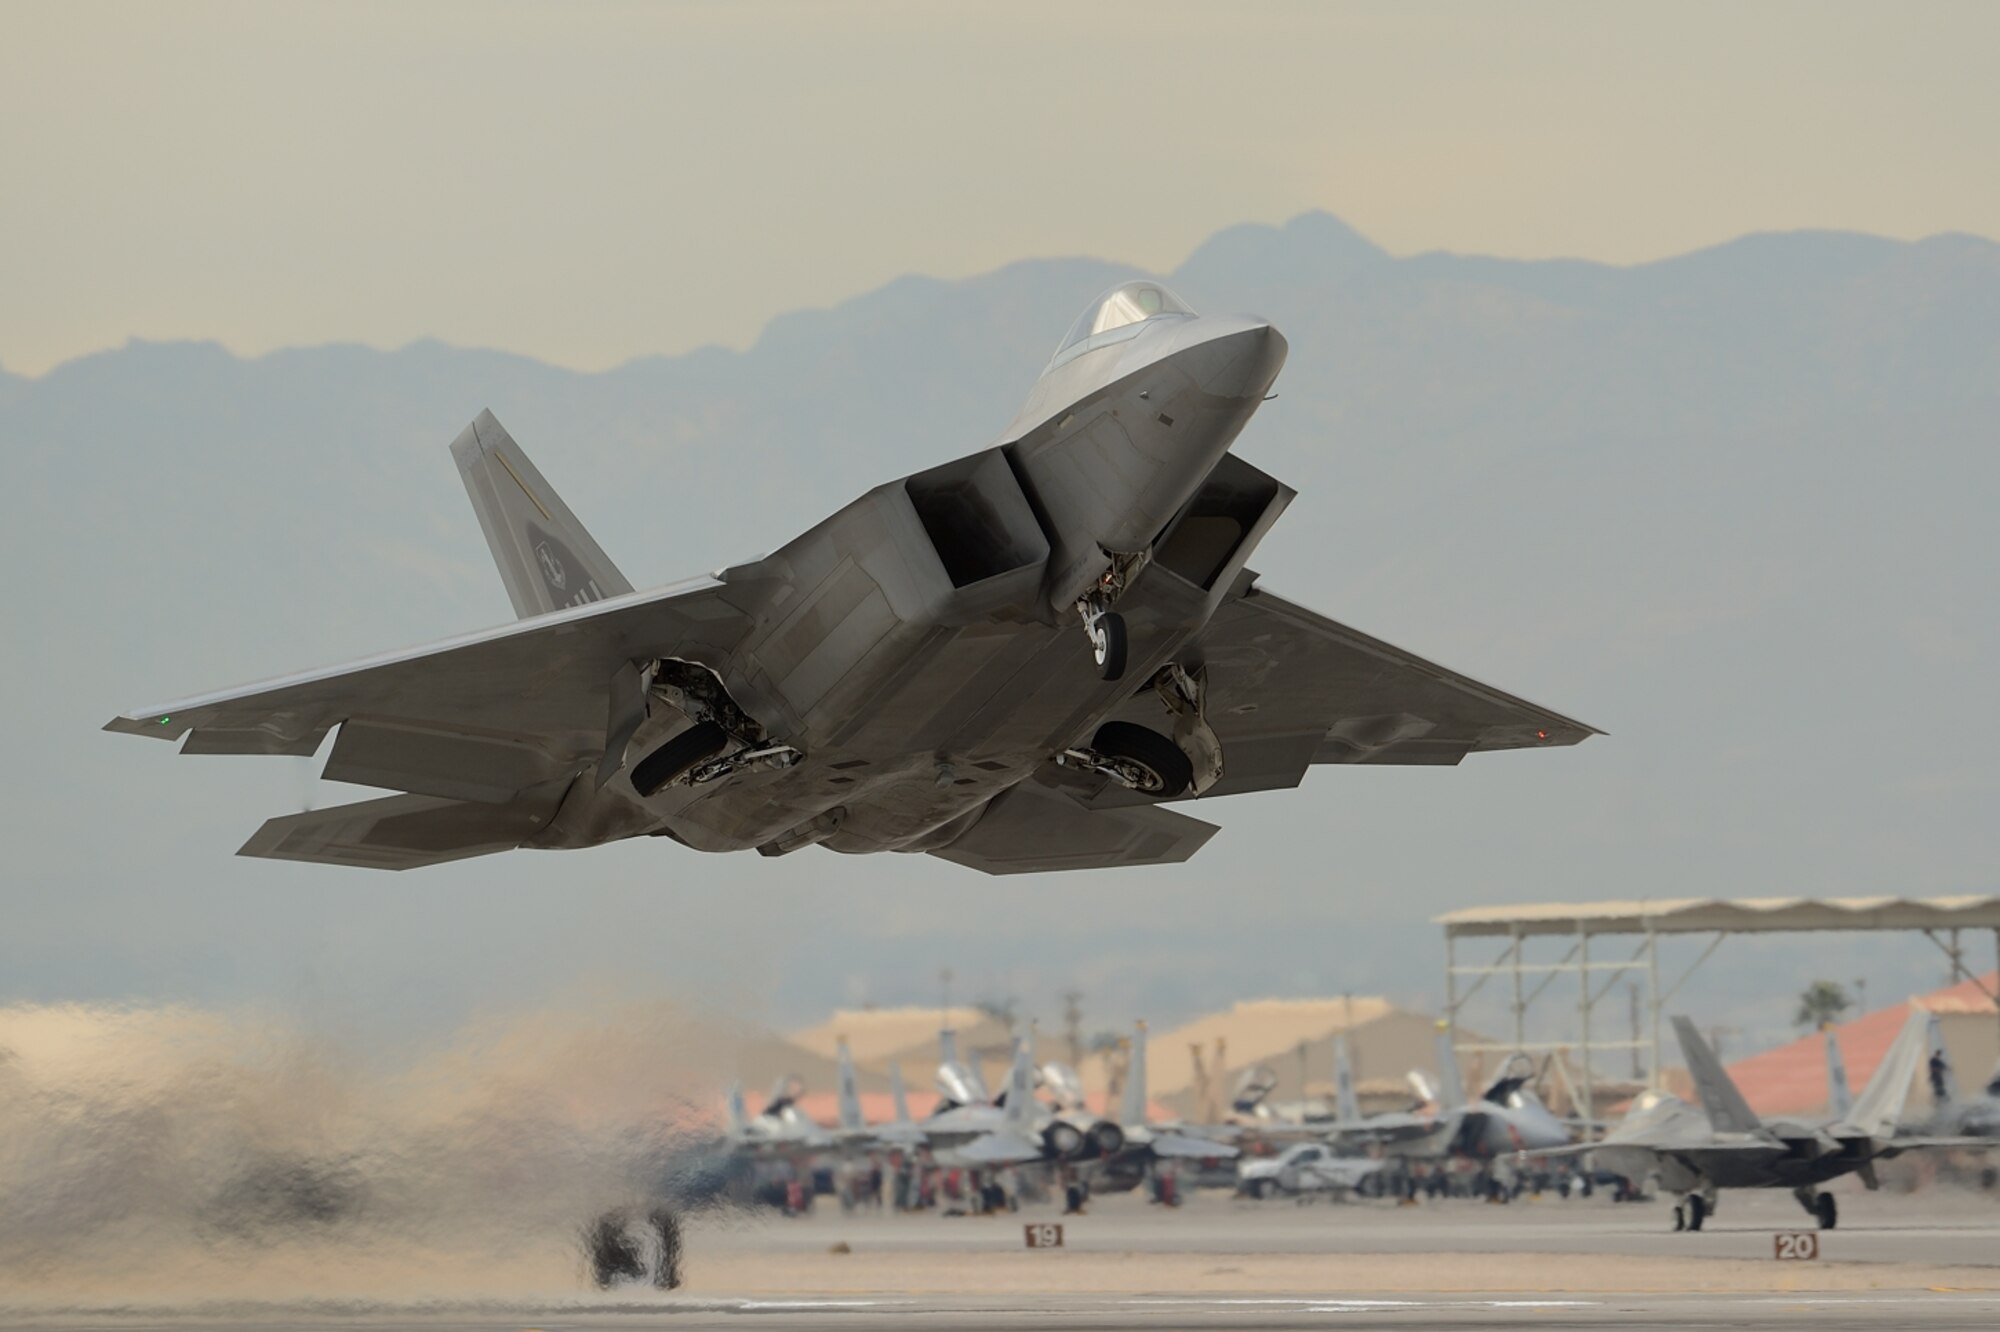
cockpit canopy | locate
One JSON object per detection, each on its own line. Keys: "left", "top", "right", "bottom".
{"left": 1049, "top": 280, "right": 1197, "bottom": 369}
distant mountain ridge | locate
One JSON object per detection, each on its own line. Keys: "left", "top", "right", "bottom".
{"left": 4, "top": 211, "right": 1996, "bottom": 1035}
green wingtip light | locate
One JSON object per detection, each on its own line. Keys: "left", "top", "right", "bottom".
{"left": 159, "top": 716, "right": 171, "bottom": 725}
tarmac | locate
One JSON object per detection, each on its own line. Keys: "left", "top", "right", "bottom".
{"left": 5, "top": 1183, "right": 1998, "bottom": 1329}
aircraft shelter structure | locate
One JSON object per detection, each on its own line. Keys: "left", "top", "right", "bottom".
{"left": 1435, "top": 896, "right": 2000, "bottom": 1138}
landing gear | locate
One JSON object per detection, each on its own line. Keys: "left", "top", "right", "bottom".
{"left": 1080, "top": 598, "right": 1127, "bottom": 681}
{"left": 635, "top": 658, "right": 802, "bottom": 794}
{"left": 1075, "top": 553, "right": 1146, "bottom": 682}
{"left": 1793, "top": 1185, "right": 1836, "bottom": 1229}
{"left": 1072, "top": 721, "right": 1194, "bottom": 797}
{"left": 632, "top": 721, "right": 728, "bottom": 797}
{"left": 1672, "top": 1193, "right": 1708, "bottom": 1232}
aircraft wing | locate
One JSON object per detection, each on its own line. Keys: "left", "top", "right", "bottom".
{"left": 1127, "top": 585, "right": 1600, "bottom": 799}
{"left": 103, "top": 576, "right": 760, "bottom": 865}
{"left": 949, "top": 1130, "right": 1046, "bottom": 1167}
{"left": 930, "top": 777, "right": 1218, "bottom": 874}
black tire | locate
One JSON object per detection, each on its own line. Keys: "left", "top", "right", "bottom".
{"left": 1091, "top": 721, "right": 1193, "bottom": 798}
{"left": 1672, "top": 1202, "right": 1686, "bottom": 1232}
{"left": 1251, "top": 1177, "right": 1278, "bottom": 1200}
{"left": 632, "top": 721, "right": 729, "bottom": 796}
{"left": 1816, "top": 1193, "right": 1837, "bottom": 1230}
{"left": 1687, "top": 1194, "right": 1706, "bottom": 1231}
{"left": 1092, "top": 611, "right": 1128, "bottom": 681}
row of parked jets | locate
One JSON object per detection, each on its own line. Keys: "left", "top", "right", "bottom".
{"left": 722, "top": 1009, "right": 1999, "bottom": 1230}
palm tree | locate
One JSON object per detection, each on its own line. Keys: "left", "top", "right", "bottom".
{"left": 1794, "top": 980, "right": 1852, "bottom": 1030}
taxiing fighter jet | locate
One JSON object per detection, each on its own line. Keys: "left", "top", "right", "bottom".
{"left": 1554, "top": 1011, "right": 1977, "bottom": 1232}
{"left": 1916, "top": 1013, "right": 2000, "bottom": 1139}
{"left": 105, "top": 282, "right": 1597, "bottom": 873}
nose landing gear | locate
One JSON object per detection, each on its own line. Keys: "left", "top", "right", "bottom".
{"left": 1074, "top": 552, "right": 1147, "bottom": 681}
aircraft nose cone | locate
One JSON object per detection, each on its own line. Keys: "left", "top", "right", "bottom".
{"left": 1186, "top": 318, "right": 1288, "bottom": 400}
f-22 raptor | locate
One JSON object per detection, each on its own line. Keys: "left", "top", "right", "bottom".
{"left": 105, "top": 282, "right": 1597, "bottom": 873}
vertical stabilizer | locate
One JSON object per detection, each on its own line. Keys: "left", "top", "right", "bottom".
{"left": 450, "top": 410, "right": 633, "bottom": 618}
{"left": 836, "top": 1037, "right": 864, "bottom": 1133}
{"left": 726, "top": 1082, "right": 750, "bottom": 1137}
{"left": 1671, "top": 1017, "right": 1765, "bottom": 1135}
{"left": 1434, "top": 1026, "right": 1467, "bottom": 1109}
{"left": 1825, "top": 1027, "right": 1853, "bottom": 1119}
{"left": 1120, "top": 1022, "right": 1149, "bottom": 1127}
{"left": 1843, "top": 1009, "right": 1928, "bottom": 1138}
{"left": 889, "top": 1060, "right": 913, "bottom": 1125}
{"left": 1334, "top": 1035, "right": 1362, "bottom": 1123}
{"left": 1002, "top": 1036, "right": 1037, "bottom": 1130}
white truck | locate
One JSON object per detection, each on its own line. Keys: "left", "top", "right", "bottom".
{"left": 1236, "top": 1141, "right": 1389, "bottom": 1200}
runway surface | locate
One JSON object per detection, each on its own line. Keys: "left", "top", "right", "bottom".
{"left": 7, "top": 1185, "right": 1997, "bottom": 1329}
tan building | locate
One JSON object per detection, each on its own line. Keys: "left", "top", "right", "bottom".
{"left": 1141, "top": 997, "right": 1459, "bottom": 1121}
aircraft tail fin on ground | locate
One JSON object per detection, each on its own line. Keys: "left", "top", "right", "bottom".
{"left": 1334, "top": 1035, "right": 1361, "bottom": 1123}
{"left": 1671, "top": 1017, "right": 1765, "bottom": 1135}
{"left": 1002, "top": 1036, "right": 1037, "bottom": 1130}
{"left": 1844, "top": 1009, "right": 1928, "bottom": 1139}
{"left": 450, "top": 410, "right": 634, "bottom": 618}
{"left": 1825, "top": 1026, "right": 1853, "bottom": 1119}
{"left": 836, "top": 1038, "right": 863, "bottom": 1132}
{"left": 1121, "top": 1022, "right": 1149, "bottom": 1127}
{"left": 726, "top": 1083, "right": 749, "bottom": 1137}
{"left": 889, "top": 1060, "right": 912, "bottom": 1125}
{"left": 1433, "top": 1026, "right": 1466, "bottom": 1109}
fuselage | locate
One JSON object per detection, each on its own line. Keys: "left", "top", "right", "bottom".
{"left": 533, "top": 286, "right": 1289, "bottom": 861}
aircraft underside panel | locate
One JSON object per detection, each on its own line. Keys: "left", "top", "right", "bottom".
{"left": 928, "top": 778, "right": 1217, "bottom": 875}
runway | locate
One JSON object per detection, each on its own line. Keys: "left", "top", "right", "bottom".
{"left": 6, "top": 1186, "right": 1997, "bottom": 1329}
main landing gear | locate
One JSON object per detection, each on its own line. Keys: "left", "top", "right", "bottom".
{"left": 1795, "top": 1186, "right": 1838, "bottom": 1230}
{"left": 1056, "top": 664, "right": 1224, "bottom": 800}
{"left": 1671, "top": 1193, "right": 1709, "bottom": 1232}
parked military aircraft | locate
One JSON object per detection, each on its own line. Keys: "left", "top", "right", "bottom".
{"left": 724, "top": 1078, "right": 831, "bottom": 1154}
{"left": 104, "top": 281, "right": 1597, "bottom": 873}
{"left": 1558, "top": 1011, "right": 1962, "bottom": 1231}
{"left": 1094, "top": 1021, "right": 1240, "bottom": 1194}
{"left": 1389, "top": 1028, "right": 1572, "bottom": 1163}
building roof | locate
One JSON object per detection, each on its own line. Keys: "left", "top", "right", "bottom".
{"left": 1436, "top": 895, "right": 2000, "bottom": 939}
{"left": 788, "top": 1006, "right": 995, "bottom": 1064}
{"left": 1142, "top": 996, "right": 1398, "bottom": 1097}
{"left": 1723, "top": 971, "right": 1999, "bottom": 1118}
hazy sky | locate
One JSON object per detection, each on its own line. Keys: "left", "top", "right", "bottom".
{"left": 4, "top": 0, "right": 1997, "bottom": 376}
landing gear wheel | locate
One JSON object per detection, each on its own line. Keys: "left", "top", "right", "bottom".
{"left": 1686, "top": 1194, "right": 1707, "bottom": 1231}
{"left": 1672, "top": 1202, "right": 1687, "bottom": 1232}
{"left": 1091, "top": 721, "right": 1193, "bottom": 798}
{"left": 1090, "top": 611, "right": 1128, "bottom": 681}
{"left": 632, "top": 721, "right": 729, "bottom": 796}
{"left": 1815, "top": 1193, "right": 1837, "bottom": 1230}
{"left": 1251, "top": 1178, "right": 1278, "bottom": 1200}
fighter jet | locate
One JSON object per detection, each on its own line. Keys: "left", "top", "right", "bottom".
{"left": 1553, "top": 1011, "right": 1971, "bottom": 1232}
{"left": 1093, "top": 1021, "right": 1240, "bottom": 1194}
{"left": 724, "top": 1077, "right": 831, "bottom": 1154}
{"left": 1389, "top": 1028, "right": 1573, "bottom": 1165}
{"left": 104, "top": 281, "right": 1598, "bottom": 873}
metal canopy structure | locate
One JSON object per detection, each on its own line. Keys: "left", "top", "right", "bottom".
{"left": 1435, "top": 896, "right": 2000, "bottom": 1138}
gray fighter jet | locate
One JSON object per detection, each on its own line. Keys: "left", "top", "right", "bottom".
{"left": 104, "top": 282, "right": 1597, "bottom": 873}
{"left": 1554, "top": 1011, "right": 1965, "bottom": 1232}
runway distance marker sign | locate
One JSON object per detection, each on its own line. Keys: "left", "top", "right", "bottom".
{"left": 1774, "top": 1232, "right": 1819, "bottom": 1260}
{"left": 1024, "top": 1223, "right": 1064, "bottom": 1249}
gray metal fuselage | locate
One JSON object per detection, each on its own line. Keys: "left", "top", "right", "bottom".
{"left": 542, "top": 314, "right": 1286, "bottom": 860}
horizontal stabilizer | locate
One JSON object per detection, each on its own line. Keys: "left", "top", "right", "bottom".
{"left": 238, "top": 791, "right": 554, "bottom": 870}
{"left": 930, "top": 779, "right": 1217, "bottom": 875}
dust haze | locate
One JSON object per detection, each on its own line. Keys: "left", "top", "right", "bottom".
{"left": 0, "top": 994, "right": 751, "bottom": 1305}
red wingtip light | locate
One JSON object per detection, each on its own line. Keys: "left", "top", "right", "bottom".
{"left": 1536, "top": 730, "right": 1548, "bottom": 740}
